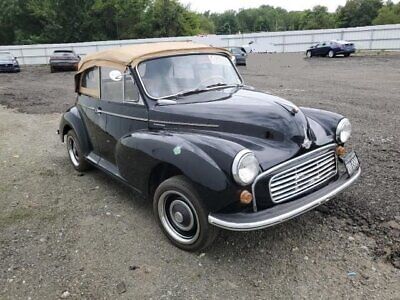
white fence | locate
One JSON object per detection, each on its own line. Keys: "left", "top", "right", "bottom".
{"left": 1, "top": 24, "right": 399, "bottom": 65}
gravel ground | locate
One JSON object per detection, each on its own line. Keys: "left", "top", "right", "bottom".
{"left": 0, "top": 53, "right": 399, "bottom": 299}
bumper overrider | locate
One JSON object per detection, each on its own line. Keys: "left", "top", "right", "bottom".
{"left": 208, "top": 146, "right": 361, "bottom": 231}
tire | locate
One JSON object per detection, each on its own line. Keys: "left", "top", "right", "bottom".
{"left": 344, "top": 53, "right": 350, "bottom": 57}
{"left": 328, "top": 50, "right": 335, "bottom": 58}
{"left": 66, "top": 130, "right": 90, "bottom": 172}
{"left": 153, "top": 175, "right": 219, "bottom": 251}
{"left": 306, "top": 51, "right": 312, "bottom": 58}
{"left": 50, "top": 66, "right": 55, "bottom": 73}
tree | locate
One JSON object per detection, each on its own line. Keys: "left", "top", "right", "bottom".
{"left": 373, "top": 1, "right": 400, "bottom": 24}
{"left": 336, "top": 0, "right": 383, "bottom": 27}
{"left": 300, "top": 6, "right": 336, "bottom": 30}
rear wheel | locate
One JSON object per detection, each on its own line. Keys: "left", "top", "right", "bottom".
{"left": 344, "top": 53, "right": 350, "bottom": 57}
{"left": 328, "top": 50, "right": 335, "bottom": 58}
{"left": 306, "top": 51, "right": 312, "bottom": 58}
{"left": 153, "top": 175, "right": 219, "bottom": 251}
{"left": 50, "top": 66, "right": 55, "bottom": 73}
{"left": 66, "top": 130, "right": 90, "bottom": 172}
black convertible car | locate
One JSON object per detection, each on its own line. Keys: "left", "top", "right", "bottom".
{"left": 59, "top": 42, "right": 360, "bottom": 251}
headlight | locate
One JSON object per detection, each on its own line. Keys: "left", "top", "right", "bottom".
{"left": 232, "top": 149, "right": 259, "bottom": 186}
{"left": 336, "top": 118, "right": 352, "bottom": 143}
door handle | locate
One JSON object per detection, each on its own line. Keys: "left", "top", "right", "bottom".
{"left": 95, "top": 107, "right": 103, "bottom": 114}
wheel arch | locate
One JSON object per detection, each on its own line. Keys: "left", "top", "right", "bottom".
{"left": 59, "top": 106, "right": 91, "bottom": 155}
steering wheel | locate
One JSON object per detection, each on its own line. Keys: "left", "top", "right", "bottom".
{"left": 196, "top": 75, "right": 226, "bottom": 89}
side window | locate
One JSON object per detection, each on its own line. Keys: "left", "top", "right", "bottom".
{"left": 124, "top": 74, "right": 141, "bottom": 103}
{"left": 80, "top": 67, "right": 99, "bottom": 97}
{"left": 322, "top": 42, "right": 326, "bottom": 46}
{"left": 100, "top": 67, "right": 142, "bottom": 104}
{"left": 101, "top": 67, "right": 123, "bottom": 102}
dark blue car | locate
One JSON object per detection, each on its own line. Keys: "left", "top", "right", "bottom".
{"left": 306, "top": 40, "right": 356, "bottom": 58}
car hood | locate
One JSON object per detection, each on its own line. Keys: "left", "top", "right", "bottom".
{"left": 149, "top": 87, "right": 325, "bottom": 169}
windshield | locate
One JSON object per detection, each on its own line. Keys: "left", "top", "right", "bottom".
{"left": 137, "top": 54, "right": 241, "bottom": 99}
{"left": 0, "top": 53, "right": 12, "bottom": 60}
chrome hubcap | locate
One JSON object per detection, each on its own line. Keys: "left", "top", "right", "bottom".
{"left": 158, "top": 191, "right": 200, "bottom": 245}
{"left": 67, "top": 136, "right": 79, "bottom": 167}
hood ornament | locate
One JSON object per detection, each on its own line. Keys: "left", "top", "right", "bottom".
{"left": 302, "top": 126, "right": 312, "bottom": 149}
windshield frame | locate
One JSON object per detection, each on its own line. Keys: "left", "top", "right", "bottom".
{"left": 134, "top": 53, "right": 243, "bottom": 100}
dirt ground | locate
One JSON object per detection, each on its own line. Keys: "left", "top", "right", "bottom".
{"left": 0, "top": 53, "right": 399, "bottom": 299}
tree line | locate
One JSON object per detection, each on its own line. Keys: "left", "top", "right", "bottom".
{"left": 0, "top": 0, "right": 399, "bottom": 45}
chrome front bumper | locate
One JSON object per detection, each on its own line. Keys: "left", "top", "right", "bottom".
{"left": 208, "top": 167, "right": 361, "bottom": 231}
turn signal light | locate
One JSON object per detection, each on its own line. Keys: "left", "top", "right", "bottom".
{"left": 240, "top": 190, "right": 253, "bottom": 205}
{"left": 336, "top": 146, "right": 346, "bottom": 157}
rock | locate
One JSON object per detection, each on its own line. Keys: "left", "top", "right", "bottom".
{"left": 116, "top": 282, "right": 127, "bottom": 294}
{"left": 348, "top": 236, "right": 355, "bottom": 242}
{"left": 129, "top": 265, "right": 139, "bottom": 271}
{"left": 199, "top": 253, "right": 206, "bottom": 258}
{"left": 60, "top": 291, "right": 70, "bottom": 298}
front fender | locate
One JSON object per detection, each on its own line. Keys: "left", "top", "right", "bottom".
{"left": 59, "top": 106, "right": 91, "bottom": 155}
{"left": 301, "top": 107, "right": 344, "bottom": 145}
{"left": 116, "top": 130, "right": 246, "bottom": 212}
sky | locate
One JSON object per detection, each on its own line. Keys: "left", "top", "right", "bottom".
{"left": 179, "top": 0, "right": 351, "bottom": 13}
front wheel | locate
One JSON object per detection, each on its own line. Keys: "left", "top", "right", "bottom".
{"left": 344, "top": 53, "right": 350, "bottom": 57}
{"left": 328, "top": 50, "right": 335, "bottom": 58}
{"left": 153, "top": 175, "right": 219, "bottom": 251}
{"left": 306, "top": 51, "right": 312, "bottom": 58}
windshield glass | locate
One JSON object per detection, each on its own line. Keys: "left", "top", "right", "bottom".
{"left": 137, "top": 54, "right": 241, "bottom": 99}
{"left": 0, "top": 53, "right": 12, "bottom": 60}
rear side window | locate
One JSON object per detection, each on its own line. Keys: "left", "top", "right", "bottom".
{"left": 80, "top": 67, "right": 99, "bottom": 97}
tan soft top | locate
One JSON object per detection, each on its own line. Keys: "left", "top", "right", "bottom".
{"left": 77, "top": 41, "right": 231, "bottom": 74}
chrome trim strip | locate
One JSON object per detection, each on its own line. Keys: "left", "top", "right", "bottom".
{"left": 79, "top": 103, "right": 218, "bottom": 128}
{"left": 79, "top": 103, "right": 96, "bottom": 111}
{"left": 208, "top": 167, "right": 361, "bottom": 231}
{"left": 149, "top": 119, "right": 219, "bottom": 128}
{"left": 98, "top": 110, "right": 148, "bottom": 122}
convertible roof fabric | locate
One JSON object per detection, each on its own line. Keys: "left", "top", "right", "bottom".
{"left": 77, "top": 42, "right": 231, "bottom": 74}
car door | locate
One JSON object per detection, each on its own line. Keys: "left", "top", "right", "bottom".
{"left": 77, "top": 67, "right": 107, "bottom": 162}
{"left": 311, "top": 44, "right": 319, "bottom": 56}
{"left": 98, "top": 67, "right": 148, "bottom": 168}
{"left": 319, "top": 42, "right": 330, "bottom": 56}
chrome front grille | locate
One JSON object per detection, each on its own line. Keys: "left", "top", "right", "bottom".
{"left": 269, "top": 150, "right": 337, "bottom": 203}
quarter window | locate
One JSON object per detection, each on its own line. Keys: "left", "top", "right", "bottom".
{"left": 80, "top": 67, "right": 99, "bottom": 97}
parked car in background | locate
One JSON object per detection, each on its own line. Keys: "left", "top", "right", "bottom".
{"left": 225, "top": 46, "right": 247, "bottom": 65}
{"left": 0, "top": 51, "right": 20, "bottom": 73}
{"left": 49, "top": 50, "right": 80, "bottom": 72}
{"left": 306, "top": 40, "right": 356, "bottom": 58}
{"left": 59, "top": 42, "right": 360, "bottom": 251}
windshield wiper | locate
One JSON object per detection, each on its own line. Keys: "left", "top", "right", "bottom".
{"left": 163, "top": 83, "right": 243, "bottom": 100}
{"left": 206, "top": 83, "right": 243, "bottom": 89}
{"left": 165, "top": 88, "right": 207, "bottom": 99}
